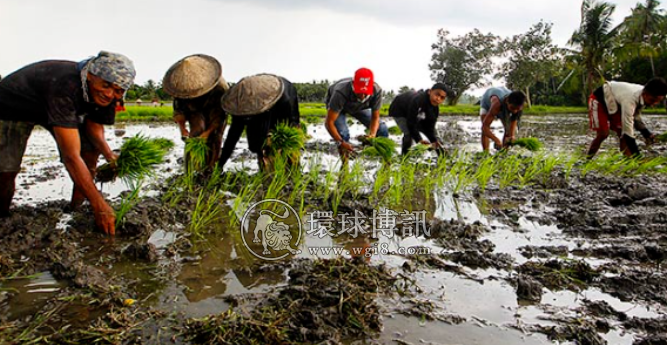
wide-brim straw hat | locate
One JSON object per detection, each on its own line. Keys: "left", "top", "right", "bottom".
{"left": 162, "top": 54, "right": 225, "bottom": 99}
{"left": 221, "top": 74, "right": 283, "bottom": 116}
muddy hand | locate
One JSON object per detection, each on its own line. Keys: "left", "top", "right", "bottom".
{"left": 93, "top": 203, "right": 116, "bottom": 236}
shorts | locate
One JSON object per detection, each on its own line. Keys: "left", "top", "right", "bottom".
{"left": 0, "top": 119, "right": 96, "bottom": 173}
{"left": 588, "top": 95, "right": 621, "bottom": 134}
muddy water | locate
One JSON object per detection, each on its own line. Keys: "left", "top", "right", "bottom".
{"left": 3, "top": 114, "right": 667, "bottom": 344}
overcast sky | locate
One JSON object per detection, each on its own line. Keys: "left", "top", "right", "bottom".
{"left": 0, "top": 0, "right": 662, "bottom": 94}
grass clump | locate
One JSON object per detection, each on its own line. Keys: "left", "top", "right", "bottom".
{"left": 361, "top": 137, "right": 397, "bottom": 163}
{"left": 511, "top": 137, "right": 543, "bottom": 151}
{"left": 267, "top": 122, "right": 306, "bottom": 157}
{"left": 655, "top": 132, "right": 667, "bottom": 143}
{"left": 185, "top": 137, "right": 209, "bottom": 172}
{"left": 97, "top": 135, "right": 168, "bottom": 183}
{"left": 388, "top": 125, "right": 402, "bottom": 135}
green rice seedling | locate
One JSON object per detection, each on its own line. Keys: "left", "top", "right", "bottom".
{"left": 185, "top": 137, "right": 209, "bottom": 173}
{"left": 388, "top": 126, "right": 402, "bottom": 135}
{"left": 361, "top": 137, "right": 397, "bottom": 164}
{"left": 511, "top": 137, "right": 543, "bottom": 151}
{"left": 655, "top": 132, "right": 667, "bottom": 143}
{"left": 402, "top": 144, "right": 431, "bottom": 162}
{"left": 228, "top": 173, "right": 263, "bottom": 225}
{"left": 498, "top": 155, "right": 522, "bottom": 189}
{"left": 518, "top": 156, "right": 542, "bottom": 187}
{"left": 190, "top": 190, "right": 224, "bottom": 236}
{"left": 268, "top": 122, "right": 305, "bottom": 158}
{"left": 399, "top": 161, "right": 419, "bottom": 202}
{"left": 299, "top": 121, "right": 310, "bottom": 138}
{"left": 474, "top": 155, "right": 497, "bottom": 192}
{"left": 538, "top": 154, "right": 562, "bottom": 186}
{"left": 386, "top": 165, "right": 405, "bottom": 207}
{"left": 449, "top": 159, "right": 475, "bottom": 195}
{"left": 636, "top": 156, "right": 667, "bottom": 175}
{"left": 97, "top": 134, "right": 166, "bottom": 183}
{"left": 563, "top": 154, "right": 582, "bottom": 181}
{"left": 371, "top": 164, "right": 391, "bottom": 204}
{"left": 115, "top": 180, "right": 143, "bottom": 228}
{"left": 152, "top": 138, "right": 175, "bottom": 151}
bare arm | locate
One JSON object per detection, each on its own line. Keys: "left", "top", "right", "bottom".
{"left": 53, "top": 126, "right": 115, "bottom": 235}
{"left": 325, "top": 108, "right": 354, "bottom": 152}
{"left": 504, "top": 119, "right": 518, "bottom": 146}
{"left": 83, "top": 119, "right": 115, "bottom": 162}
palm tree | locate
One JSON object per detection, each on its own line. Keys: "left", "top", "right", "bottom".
{"left": 569, "top": 0, "right": 618, "bottom": 96}
{"left": 617, "top": 0, "right": 666, "bottom": 76}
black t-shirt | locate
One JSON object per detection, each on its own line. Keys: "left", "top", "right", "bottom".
{"left": 389, "top": 90, "right": 440, "bottom": 143}
{"left": 219, "top": 77, "right": 300, "bottom": 165}
{"left": 0, "top": 60, "right": 115, "bottom": 128}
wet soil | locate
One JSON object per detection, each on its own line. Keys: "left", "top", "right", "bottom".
{"left": 2, "top": 116, "right": 667, "bottom": 344}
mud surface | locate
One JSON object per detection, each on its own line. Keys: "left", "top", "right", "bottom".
{"left": 2, "top": 115, "right": 667, "bottom": 344}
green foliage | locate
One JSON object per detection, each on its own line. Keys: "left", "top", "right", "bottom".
{"left": 362, "top": 137, "right": 397, "bottom": 163}
{"left": 511, "top": 137, "right": 543, "bottom": 151}
{"left": 185, "top": 137, "right": 209, "bottom": 173}
{"left": 268, "top": 122, "right": 305, "bottom": 157}
{"left": 568, "top": 0, "right": 618, "bottom": 95}
{"left": 429, "top": 29, "right": 500, "bottom": 105}
{"left": 497, "top": 21, "right": 562, "bottom": 107}
{"left": 97, "top": 135, "right": 168, "bottom": 183}
{"left": 115, "top": 181, "right": 143, "bottom": 228}
{"left": 152, "top": 138, "right": 175, "bottom": 151}
{"left": 655, "top": 131, "right": 667, "bottom": 142}
{"left": 387, "top": 126, "right": 402, "bottom": 135}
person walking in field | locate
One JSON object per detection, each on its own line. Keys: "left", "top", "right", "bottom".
{"left": 389, "top": 83, "right": 449, "bottom": 156}
{"left": 218, "top": 74, "right": 300, "bottom": 171}
{"left": 587, "top": 77, "right": 667, "bottom": 158}
{"left": 479, "top": 87, "right": 526, "bottom": 152}
{"left": 162, "top": 54, "right": 229, "bottom": 169}
{"left": 325, "top": 68, "right": 389, "bottom": 159}
{"left": 0, "top": 51, "right": 136, "bottom": 236}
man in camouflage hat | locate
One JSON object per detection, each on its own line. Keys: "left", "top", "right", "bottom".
{"left": 162, "top": 54, "right": 229, "bottom": 170}
{"left": 0, "top": 51, "right": 136, "bottom": 236}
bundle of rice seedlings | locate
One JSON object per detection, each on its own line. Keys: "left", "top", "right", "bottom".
{"left": 511, "top": 137, "right": 542, "bottom": 151}
{"left": 185, "top": 137, "right": 209, "bottom": 172}
{"left": 97, "top": 134, "right": 167, "bottom": 183}
{"left": 362, "top": 137, "right": 397, "bottom": 163}
{"left": 408, "top": 143, "right": 431, "bottom": 156}
{"left": 152, "top": 138, "right": 175, "bottom": 151}
{"left": 267, "top": 122, "right": 305, "bottom": 156}
{"left": 655, "top": 132, "right": 667, "bottom": 143}
{"left": 388, "top": 126, "right": 402, "bottom": 135}
{"left": 299, "top": 120, "right": 310, "bottom": 139}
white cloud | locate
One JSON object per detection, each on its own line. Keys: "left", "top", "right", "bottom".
{"left": 0, "top": 0, "right": 662, "bottom": 92}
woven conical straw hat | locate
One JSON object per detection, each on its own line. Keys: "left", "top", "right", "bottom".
{"left": 221, "top": 74, "right": 284, "bottom": 116}
{"left": 162, "top": 54, "right": 224, "bottom": 99}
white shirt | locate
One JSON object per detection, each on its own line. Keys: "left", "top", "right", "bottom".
{"left": 603, "top": 81, "right": 645, "bottom": 138}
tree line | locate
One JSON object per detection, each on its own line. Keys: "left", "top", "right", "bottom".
{"left": 125, "top": 0, "right": 666, "bottom": 108}
{"left": 430, "top": 0, "right": 667, "bottom": 107}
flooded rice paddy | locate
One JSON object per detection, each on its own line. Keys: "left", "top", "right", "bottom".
{"left": 2, "top": 114, "right": 667, "bottom": 344}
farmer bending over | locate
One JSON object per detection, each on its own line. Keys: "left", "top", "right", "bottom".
{"left": 390, "top": 83, "right": 449, "bottom": 156}
{"left": 325, "top": 68, "right": 388, "bottom": 159}
{"left": 163, "top": 54, "right": 229, "bottom": 169}
{"left": 480, "top": 87, "right": 526, "bottom": 152}
{"left": 218, "top": 74, "right": 300, "bottom": 171}
{"left": 587, "top": 77, "right": 667, "bottom": 158}
{"left": 0, "top": 51, "right": 136, "bottom": 236}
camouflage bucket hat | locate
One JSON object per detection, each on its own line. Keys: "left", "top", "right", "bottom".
{"left": 162, "top": 54, "right": 225, "bottom": 99}
{"left": 221, "top": 74, "right": 284, "bottom": 116}
{"left": 88, "top": 51, "right": 136, "bottom": 90}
